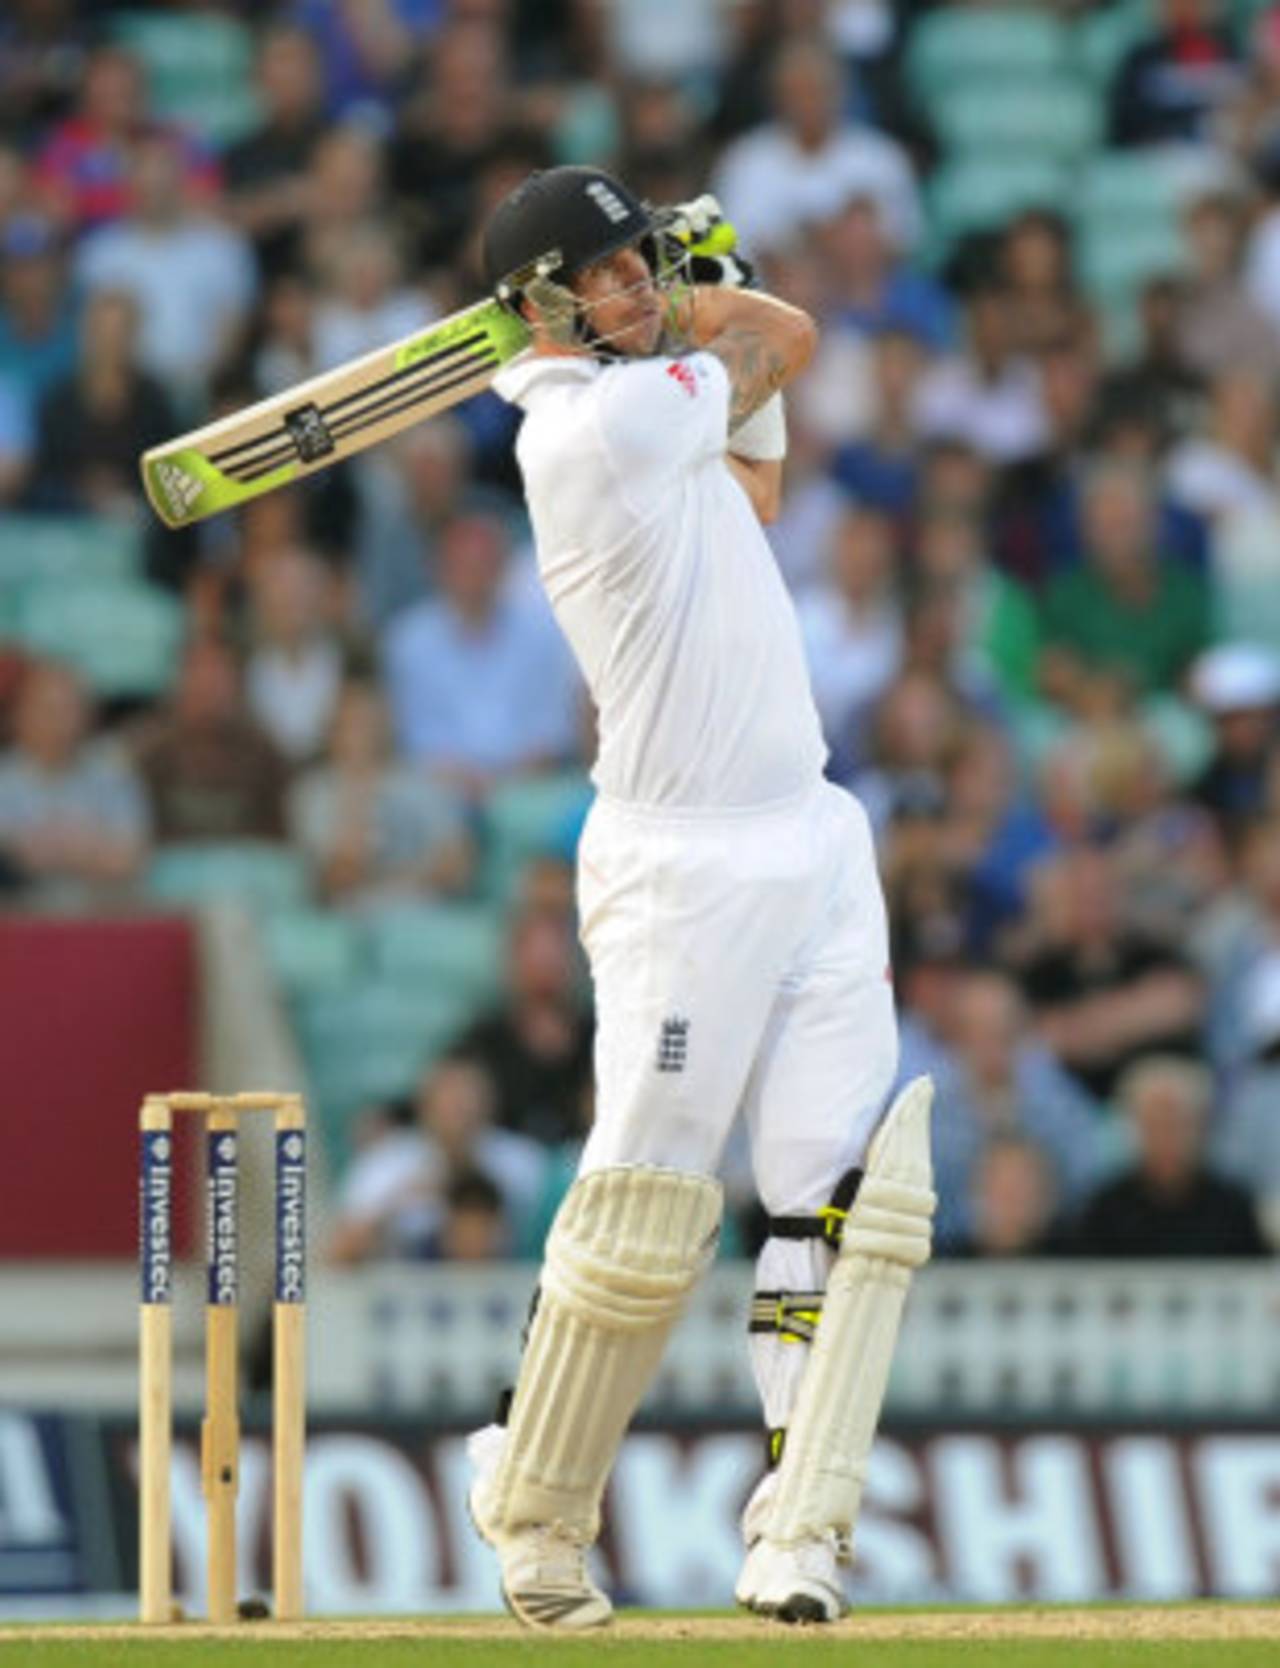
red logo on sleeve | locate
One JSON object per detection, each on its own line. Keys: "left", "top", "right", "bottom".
{"left": 666, "top": 361, "right": 698, "bottom": 397}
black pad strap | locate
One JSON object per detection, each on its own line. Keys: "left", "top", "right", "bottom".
{"left": 766, "top": 1166, "right": 863, "bottom": 1249}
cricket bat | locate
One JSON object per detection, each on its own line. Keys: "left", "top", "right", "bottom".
{"left": 140, "top": 298, "right": 531, "bottom": 529}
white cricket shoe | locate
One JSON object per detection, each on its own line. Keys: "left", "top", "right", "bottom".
{"left": 467, "top": 1424, "right": 613, "bottom": 1631}
{"left": 736, "top": 1533, "right": 846, "bottom": 1625}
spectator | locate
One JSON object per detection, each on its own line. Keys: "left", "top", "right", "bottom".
{"left": 429, "top": 1168, "right": 507, "bottom": 1261}
{"left": 852, "top": 668, "right": 963, "bottom": 829}
{"left": 1109, "top": 0, "right": 1243, "bottom": 149}
{"left": 33, "top": 43, "right": 218, "bottom": 235}
{"left": 1176, "top": 192, "right": 1280, "bottom": 383}
{"left": 382, "top": 511, "right": 581, "bottom": 793}
{"left": 74, "top": 134, "right": 257, "bottom": 400}
{"left": 0, "top": 0, "right": 85, "bottom": 143}
{"left": 954, "top": 1135, "right": 1068, "bottom": 1260}
{"left": 1096, "top": 277, "right": 1205, "bottom": 449}
{"left": 1188, "top": 642, "right": 1280, "bottom": 836}
{"left": 997, "top": 210, "right": 1087, "bottom": 360}
{"left": 914, "top": 281, "right": 1049, "bottom": 466}
{"left": 797, "top": 504, "right": 903, "bottom": 758}
{"left": 1072, "top": 1055, "right": 1268, "bottom": 1256}
{"left": 325, "top": 1055, "right": 546, "bottom": 1262}
{"left": 131, "top": 637, "right": 290, "bottom": 844}
{"left": 0, "top": 659, "right": 148, "bottom": 904}
{"left": 1020, "top": 848, "right": 1205, "bottom": 1102}
{"left": 1214, "top": 954, "right": 1280, "bottom": 1243}
{"left": 927, "top": 968, "right": 1105, "bottom": 1251}
{"left": 292, "top": 0, "right": 430, "bottom": 120}
{"left": 30, "top": 289, "right": 176, "bottom": 520}
{"left": 0, "top": 214, "right": 77, "bottom": 411}
{"left": 225, "top": 24, "right": 328, "bottom": 279}
{"left": 288, "top": 678, "right": 471, "bottom": 905}
{"left": 245, "top": 547, "right": 346, "bottom": 764}
{"left": 311, "top": 222, "right": 434, "bottom": 369}
{"left": 713, "top": 35, "right": 921, "bottom": 255}
{"left": 298, "top": 121, "right": 390, "bottom": 286}
{"left": 1039, "top": 461, "right": 1210, "bottom": 714}
{"left": 831, "top": 327, "right": 926, "bottom": 522}
{"left": 811, "top": 188, "right": 952, "bottom": 350}
{"left": 450, "top": 907, "right": 594, "bottom": 1147}
{"left": 0, "top": 372, "right": 32, "bottom": 504}
{"left": 1166, "top": 369, "right": 1278, "bottom": 522}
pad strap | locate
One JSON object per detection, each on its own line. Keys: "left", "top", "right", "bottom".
{"left": 766, "top": 1168, "right": 863, "bottom": 1248}
{"left": 748, "top": 1290, "right": 825, "bottom": 1345}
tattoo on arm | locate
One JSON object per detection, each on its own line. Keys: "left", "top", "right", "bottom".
{"left": 705, "top": 325, "right": 791, "bottom": 426}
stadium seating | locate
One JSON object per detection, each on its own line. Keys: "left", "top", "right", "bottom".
{"left": 479, "top": 769, "right": 591, "bottom": 903}
{"left": 145, "top": 842, "right": 310, "bottom": 914}
{"left": 14, "top": 579, "right": 182, "bottom": 699}
{"left": 111, "top": 9, "right": 259, "bottom": 145}
{"left": 906, "top": 8, "right": 1071, "bottom": 109}
{"left": 365, "top": 902, "right": 505, "bottom": 1012}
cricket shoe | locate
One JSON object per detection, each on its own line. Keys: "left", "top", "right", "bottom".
{"left": 466, "top": 1424, "right": 612, "bottom": 1631}
{"left": 735, "top": 1533, "right": 846, "bottom": 1625}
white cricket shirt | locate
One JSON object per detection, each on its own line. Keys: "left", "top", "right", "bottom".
{"left": 494, "top": 349, "right": 827, "bottom": 810}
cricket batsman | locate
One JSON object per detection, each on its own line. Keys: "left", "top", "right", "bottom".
{"left": 467, "top": 165, "right": 935, "bottom": 1628}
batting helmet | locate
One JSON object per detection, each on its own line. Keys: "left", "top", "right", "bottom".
{"left": 482, "top": 166, "right": 654, "bottom": 310}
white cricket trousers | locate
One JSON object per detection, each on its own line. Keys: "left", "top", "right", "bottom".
{"left": 574, "top": 778, "right": 899, "bottom": 1217}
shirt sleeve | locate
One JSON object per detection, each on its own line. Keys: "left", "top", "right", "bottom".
{"left": 595, "top": 352, "right": 730, "bottom": 486}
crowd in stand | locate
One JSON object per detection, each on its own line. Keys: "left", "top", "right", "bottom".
{"left": 0, "top": 1, "right": 1279, "bottom": 1265}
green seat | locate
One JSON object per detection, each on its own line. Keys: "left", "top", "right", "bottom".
{"left": 1079, "top": 220, "right": 1186, "bottom": 304}
{"left": 907, "top": 8, "right": 1069, "bottom": 107}
{"left": 365, "top": 903, "right": 504, "bottom": 1011}
{"left": 1073, "top": 0, "right": 1152, "bottom": 90}
{"left": 264, "top": 910, "right": 363, "bottom": 996}
{"left": 146, "top": 843, "right": 310, "bottom": 914}
{"left": 928, "top": 156, "right": 1070, "bottom": 251}
{"left": 15, "top": 580, "right": 182, "bottom": 698}
{"left": 481, "top": 770, "right": 592, "bottom": 904}
{"left": 1075, "top": 151, "right": 1184, "bottom": 228}
{"left": 112, "top": 11, "right": 258, "bottom": 146}
{"left": 931, "top": 77, "right": 1102, "bottom": 163}
{"left": 0, "top": 514, "right": 142, "bottom": 588}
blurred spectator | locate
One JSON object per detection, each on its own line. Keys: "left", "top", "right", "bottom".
{"left": 325, "top": 1055, "right": 547, "bottom": 1263}
{"left": 1020, "top": 848, "right": 1205, "bottom": 1102}
{"left": 953, "top": 1135, "right": 1068, "bottom": 1260}
{"left": 355, "top": 417, "right": 484, "bottom": 626}
{"left": 33, "top": 43, "right": 218, "bottom": 235}
{"left": 299, "top": 121, "right": 390, "bottom": 285}
{"left": 451, "top": 906, "right": 594, "bottom": 1146}
{"left": 429, "top": 1167, "right": 507, "bottom": 1261}
{"left": 74, "top": 134, "right": 257, "bottom": 400}
{"left": 382, "top": 512, "right": 581, "bottom": 794}
{"left": 1166, "top": 369, "right": 1278, "bottom": 522}
{"left": 312, "top": 223, "right": 434, "bottom": 369}
{"left": 0, "top": 213, "right": 76, "bottom": 409}
{"left": 292, "top": 0, "right": 431, "bottom": 120}
{"left": 1188, "top": 643, "right": 1280, "bottom": 836}
{"left": 1072, "top": 1055, "right": 1267, "bottom": 1256}
{"left": 0, "top": 0, "right": 86, "bottom": 143}
{"left": 713, "top": 35, "right": 920, "bottom": 255}
{"left": 225, "top": 24, "right": 328, "bottom": 279}
{"left": 913, "top": 508, "right": 1041, "bottom": 712}
{"left": 1039, "top": 461, "right": 1210, "bottom": 713}
{"left": 852, "top": 668, "right": 962, "bottom": 829}
{"left": 131, "top": 637, "right": 289, "bottom": 844}
{"left": 1176, "top": 192, "right": 1280, "bottom": 382}
{"left": 390, "top": 21, "right": 524, "bottom": 271}
{"left": 245, "top": 547, "right": 346, "bottom": 764}
{"left": 925, "top": 968, "right": 1105, "bottom": 1251}
{"left": 1097, "top": 277, "right": 1205, "bottom": 448}
{"left": 797, "top": 504, "right": 903, "bottom": 757}
{"left": 997, "top": 210, "right": 1087, "bottom": 360}
{"left": 1109, "top": 0, "right": 1243, "bottom": 149}
{"left": 0, "top": 373, "right": 32, "bottom": 504}
{"left": 31, "top": 289, "right": 176, "bottom": 519}
{"left": 812, "top": 188, "right": 952, "bottom": 350}
{"left": 1214, "top": 954, "right": 1280, "bottom": 1243}
{"left": 914, "top": 282, "right": 1049, "bottom": 465}
{"left": 831, "top": 327, "right": 925, "bottom": 521}
{"left": 288, "top": 678, "right": 471, "bottom": 905}
{"left": 0, "top": 659, "right": 148, "bottom": 904}
{"left": 1220, "top": 2, "right": 1280, "bottom": 161}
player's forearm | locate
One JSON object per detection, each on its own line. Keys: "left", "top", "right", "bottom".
{"left": 727, "top": 455, "right": 782, "bottom": 523}
{"left": 672, "top": 286, "right": 817, "bottom": 425}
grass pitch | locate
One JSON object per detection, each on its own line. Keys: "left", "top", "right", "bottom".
{"left": 2, "top": 1607, "right": 1278, "bottom": 1666}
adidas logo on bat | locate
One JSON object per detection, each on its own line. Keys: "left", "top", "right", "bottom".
{"left": 153, "top": 460, "right": 204, "bottom": 520}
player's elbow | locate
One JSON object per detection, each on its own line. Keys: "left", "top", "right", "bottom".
{"left": 784, "top": 309, "right": 819, "bottom": 379}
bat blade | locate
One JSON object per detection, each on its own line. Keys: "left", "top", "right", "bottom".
{"left": 141, "top": 298, "right": 530, "bottom": 529}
